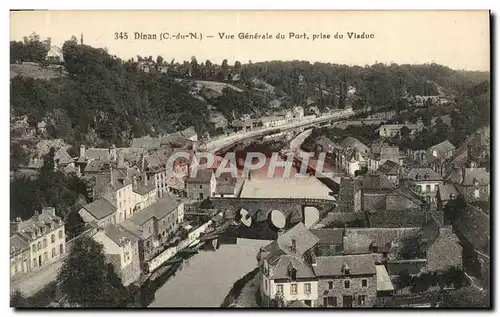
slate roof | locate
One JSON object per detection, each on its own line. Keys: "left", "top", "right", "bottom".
{"left": 103, "top": 223, "right": 139, "bottom": 247}
{"left": 428, "top": 140, "right": 455, "bottom": 156}
{"left": 83, "top": 160, "right": 109, "bottom": 173}
{"left": 185, "top": 169, "right": 213, "bottom": 184}
{"left": 315, "top": 136, "right": 336, "bottom": 152}
{"left": 449, "top": 167, "right": 489, "bottom": 186}
{"left": 54, "top": 148, "right": 74, "bottom": 165}
{"left": 85, "top": 148, "right": 110, "bottom": 161}
{"left": 130, "top": 137, "right": 162, "bottom": 149}
{"left": 405, "top": 167, "right": 443, "bottom": 181}
{"left": 10, "top": 234, "right": 30, "bottom": 256}
{"left": 310, "top": 229, "right": 344, "bottom": 246}
{"left": 128, "top": 195, "right": 181, "bottom": 226}
{"left": 81, "top": 198, "right": 117, "bottom": 220}
{"left": 313, "top": 254, "right": 376, "bottom": 276}
{"left": 343, "top": 228, "right": 420, "bottom": 255}
{"left": 270, "top": 255, "right": 316, "bottom": 279}
{"left": 339, "top": 137, "right": 369, "bottom": 153}
{"left": 133, "top": 181, "right": 156, "bottom": 195}
{"left": 110, "top": 169, "right": 132, "bottom": 190}
{"left": 437, "top": 184, "right": 458, "bottom": 202}
{"left": 377, "top": 160, "right": 400, "bottom": 176}
{"left": 360, "top": 174, "right": 395, "bottom": 192}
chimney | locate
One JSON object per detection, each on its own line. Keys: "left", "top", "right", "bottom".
{"left": 76, "top": 165, "right": 81, "bottom": 177}
{"left": 143, "top": 173, "right": 148, "bottom": 186}
{"left": 132, "top": 175, "right": 138, "bottom": 189}
{"left": 80, "top": 144, "right": 86, "bottom": 159}
{"left": 291, "top": 238, "right": 297, "bottom": 254}
{"left": 311, "top": 253, "right": 317, "bottom": 266}
{"left": 109, "top": 144, "right": 117, "bottom": 161}
{"left": 42, "top": 207, "right": 56, "bottom": 217}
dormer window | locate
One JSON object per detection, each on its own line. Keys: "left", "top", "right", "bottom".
{"left": 288, "top": 262, "right": 297, "bottom": 281}
{"left": 342, "top": 263, "right": 350, "bottom": 275}
{"left": 415, "top": 174, "right": 420, "bottom": 180}
{"left": 473, "top": 178, "right": 479, "bottom": 186}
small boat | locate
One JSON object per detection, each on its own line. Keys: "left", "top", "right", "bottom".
{"left": 150, "top": 261, "right": 182, "bottom": 282}
{"left": 164, "top": 256, "right": 183, "bottom": 265}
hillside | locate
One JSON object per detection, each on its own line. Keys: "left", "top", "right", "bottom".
{"left": 10, "top": 63, "right": 66, "bottom": 80}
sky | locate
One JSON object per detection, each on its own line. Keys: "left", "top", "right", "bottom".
{"left": 10, "top": 10, "right": 490, "bottom": 71}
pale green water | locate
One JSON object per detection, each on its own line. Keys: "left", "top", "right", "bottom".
{"left": 149, "top": 238, "right": 270, "bottom": 307}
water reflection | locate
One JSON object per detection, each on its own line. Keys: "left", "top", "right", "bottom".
{"left": 148, "top": 238, "right": 270, "bottom": 307}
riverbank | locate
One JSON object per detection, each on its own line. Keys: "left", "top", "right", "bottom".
{"left": 221, "top": 267, "right": 261, "bottom": 308}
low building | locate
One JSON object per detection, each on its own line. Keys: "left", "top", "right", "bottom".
{"left": 367, "top": 143, "right": 400, "bottom": 174}
{"left": 11, "top": 207, "right": 66, "bottom": 276}
{"left": 314, "top": 254, "right": 377, "bottom": 307}
{"left": 131, "top": 174, "right": 157, "bottom": 211}
{"left": 261, "top": 115, "right": 287, "bottom": 128}
{"left": 332, "top": 137, "right": 369, "bottom": 177}
{"left": 377, "top": 123, "right": 423, "bottom": 138}
{"left": 212, "top": 172, "right": 237, "bottom": 198}
{"left": 185, "top": 169, "right": 214, "bottom": 201}
{"left": 92, "top": 224, "right": 141, "bottom": 286}
{"left": 209, "top": 112, "right": 229, "bottom": 131}
{"left": 78, "top": 197, "right": 117, "bottom": 228}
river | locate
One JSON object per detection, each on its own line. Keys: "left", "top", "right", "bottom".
{"left": 148, "top": 238, "right": 270, "bottom": 307}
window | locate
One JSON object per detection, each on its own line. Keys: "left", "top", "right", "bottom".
{"left": 276, "top": 284, "right": 283, "bottom": 294}
{"left": 43, "top": 239, "right": 47, "bottom": 248}
{"left": 59, "top": 230, "right": 63, "bottom": 239}
{"left": 51, "top": 234, "right": 55, "bottom": 243}
{"left": 358, "top": 295, "right": 366, "bottom": 305}
{"left": 265, "top": 279, "right": 268, "bottom": 291}
{"left": 32, "top": 244, "right": 36, "bottom": 252}
{"left": 37, "top": 242, "right": 41, "bottom": 249}
{"left": 362, "top": 279, "right": 368, "bottom": 287}
{"left": 59, "top": 244, "right": 63, "bottom": 255}
{"left": 304, "top": 283, "right": 311, "bottom": 294}
{"left": 290, "top": 283, "right": 298, "bottom": 294}
{"left": 33, "top": 258, "right": 37, "bottom": 268}
{"left": 52, "top": 248, "right": 56, "bottom": 257}
{"left": 474, "top": 189, "right": 480, "bottom": 198}
{"left": 43, "top": 252, "right": 48, "bottom": 261}
{"left": 199, "top": 185, "right": 203, "bottom": 190}
{"left": 328, "top": 281, "right": 334, "bottom": 289}
{"left": 426, "top": 185, "right": 431, "bottom": 193}
{"left": 344, "top": 280, "right": 350, "bottom": 289}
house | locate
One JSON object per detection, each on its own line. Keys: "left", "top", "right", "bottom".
{"left": 377, "top": 160, "right": 400, "bottom": 186}
{"left": 402, "top": 168, "right": 444, "bottom": 205}
{"left": 377, "top": 123, "right": 423, "bottom": 138}
{"left": 314, "top": 137, "right": 336, "bottom": 155}
{"left": 367, "top": 143, "right": 400, "bottom": 174}
{"left": 92, "top": 224, "right": 141, "bottom": 286}
{"left": 209, "top": 112, "right": 228, "bottom": 131}
{"left": 333, "top": 137, "right": 369, "bottom": 177}
{"left": 212, "top": 172, "right": 237, "bottom": 198}
{"left": 258, "top": 223, "right": 320, "bottom": 307}
{"left": 141, "top": 151, "right": 169, "bottom": 198}
{"left": 313, "top": 254, "right": 378, "bottom": 307}
{"left": 125, "top": 195, "right": 184, "bottom": 262}
{"left": 10, "top": 207, "right": 66, "bottom": 277}
{"left": 257, "top": 223, "right": 391, "bottom": 308}
{"left": 185, "top": 169, "right": 214, "bottom": 200}
{"left": 78, "top": 197, "right": 117, "bottom": 228}
{"left": 131, "top": 173, "right": 157, "bottom": 211}
{"left": 357, "top": 174, "right": 396, "bottom": 212}
{"left": 79, "top": 168, "right": 135, "bottom": 225}
{"left": 447, "top": 164, "right": 490, "bottom": 202}
{"left": 426, "top": 140, "right": 456, "bottom": 175}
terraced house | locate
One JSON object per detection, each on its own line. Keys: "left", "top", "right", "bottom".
{"left": 10, "top": 207, "right": 66, "bottom": 278}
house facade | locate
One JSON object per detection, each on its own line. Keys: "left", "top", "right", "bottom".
{"left": 403, "top": 168, "right": 444, "bottom": 205}
{"left": 185, "top": 169, "right": 214, "bottom": 200}
{"left": 92, "top": 224, "right": 141, "bottom": 286}
{"left": 11, "top": 207, "right": 66, "bottom": 276}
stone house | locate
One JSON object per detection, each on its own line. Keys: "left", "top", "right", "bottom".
{"left": 314, "top": 254, "right": 377, "bottom": 307}
{"left": 185, "top": 169, "right": 214, "bottom": 201}
{"left": 332, "top": 137, "right": 370, "bottom": 177}
{"left": 426, "top": 140, "right": 455, "bottom": 176}
{"left": 436, "top": 184, "right": 459, "bottom": 210}
{"left": 209, "top": 112, "right": 229, "bottom": 131}
{"left": 337, "top": 177, "right": 363, "bottom": 213}
{"left": 78, "top": 197, "right": 117, "bottom": 228}
{"left": 367, "top": 143, "right": 400, "bottom": 174}
{"left": 212, "top": 172, "right": 237, "bottom": 198}
{"left": 92, "top": 223, "right": 141, "bottom": 286}
{"left": 377, "top": 123, "right": 424, "bottom": 138}
{"left": 11, "top": 207, "right": 66, "bottom": 276}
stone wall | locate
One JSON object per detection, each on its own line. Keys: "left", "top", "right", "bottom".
{"left": 363, "top": 193, "right": 386, "bottom": 211}
{"left": 368, "top": 209, "right": 441, "bottom": 228}
{"left": 317, "top": 274, "right": 377, "bottom": 307}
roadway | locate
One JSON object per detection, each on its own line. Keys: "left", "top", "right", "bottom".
{"left": 204, "top": 109, "right": 356, "bottom": 152}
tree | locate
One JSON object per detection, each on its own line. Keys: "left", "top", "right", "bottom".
{"left": 199, "top": 198, "right": 213, "bottom": 209}
{"left": 57, "top": 236, "right": 123, "bottom": 307}
{"left": 156, "top": 55, "right": 164, "bottom": 65}
{"left": 10, "top": 289, "right": 28, "bottom": 307}
{"left": 400, "top": 125, "right": 411, "bottom": 138}
{"left": 190, "top": 56, "right": 198, "bottom": 77}
{"left": 65, "top": 211, "right": 86, "bottom": 239}
{"left": 398, "top": 235, "right": 425, "bottom": 259}
{"left": 234, "top": 61, "right": 242, "bottom": 72}
{"left": 443, "top": 194, "right": 467, "bottom": 225}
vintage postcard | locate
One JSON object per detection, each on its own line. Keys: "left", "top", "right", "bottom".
{"left": 9, "top": 10, "right": 490, "bottom": 308}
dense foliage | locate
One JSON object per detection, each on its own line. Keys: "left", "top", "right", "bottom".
{"left": 10, "top": 148, "right": 88, "bottom": 238}
{"left": 57, "top": 236, "right": 128, "bottom": 307}
{"left": 10, "top": 37, "right": 213, "bottom": 148}
{"left": 10, "top": 32, "right": 51, "bottom": 63}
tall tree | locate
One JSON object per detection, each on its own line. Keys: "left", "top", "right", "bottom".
{"left": 57, "top": 236, "right": 123, "bottom": 307}
{"left": 10, "top": 289, "right": 28, "bottom": 308}
{"left": 156, "top": 55, "right": 164, "bottom": 65}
